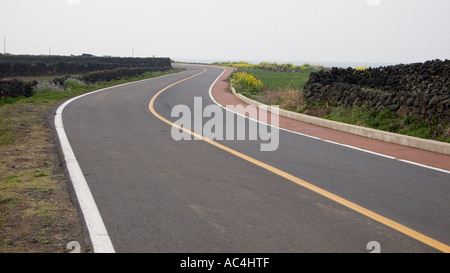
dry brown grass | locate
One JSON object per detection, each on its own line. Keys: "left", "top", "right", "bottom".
{"left": 255, "top": 89, "right": 305, "bottom": 110}
{"left": 0, "top": 102, "right": 89, "bottom": 253}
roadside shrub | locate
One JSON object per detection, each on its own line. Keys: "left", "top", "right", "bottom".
{"left": 63, "top": 78, "right": 86, "bottom": 90}
{"left": 0, "top": 79, "right": 36, "bottom": 98}
{"left": 79, "top": 67, "right": 158, "bottom": 83}
{"left": 232, "top": 71, "right": 264, "bottom": 94}
{"left": 52, "top": 75, "right": 70, "bottom": 86}
{"left": 33, "top": 81, "right": 65, "bottom": 93}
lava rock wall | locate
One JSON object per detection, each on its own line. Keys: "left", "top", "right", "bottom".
{"left": 304, "top": 60, "right": 450, "bottom": 123}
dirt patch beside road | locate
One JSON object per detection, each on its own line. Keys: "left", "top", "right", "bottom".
{"left": 0, "top": 101, "right": 90, "bottom": 253}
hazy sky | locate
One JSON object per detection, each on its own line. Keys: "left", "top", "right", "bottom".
{"left": 1, "top": 0, "right": 450, "bottom": 66}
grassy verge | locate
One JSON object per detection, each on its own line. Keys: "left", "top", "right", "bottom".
{"left": 323, "top": 107, "right": 450, "bottom": 142}
{"left": 230, "top": 68, "right": 450, "bottom": 143}
{"left": 246, "top": 69, "right": 310, "bottom": 91}
{"left": 0, "top": 69, "right": 182, "bottom": 252}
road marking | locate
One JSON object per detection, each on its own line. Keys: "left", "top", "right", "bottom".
{"left": 149, "top": 67, "right": 450, "bottom": 253}
{"left": 55, "top": 71, "right": 185, "bottom": 253}
{"left": 56, "top": 92, "right": 116, "bottom": 253}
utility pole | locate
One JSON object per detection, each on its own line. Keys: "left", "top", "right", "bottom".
{"left": 132, "top": 48, "right": 134, "bottom": 58}
{"left": 3, "top": 36, "right": 5, "bottom": 54}
{"left": 49, "top": 46, "right": 51, "bottom": 56}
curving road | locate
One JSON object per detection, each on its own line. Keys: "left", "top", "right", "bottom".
{"left": 59, "top": 64, "right": 450, "bottom": 253}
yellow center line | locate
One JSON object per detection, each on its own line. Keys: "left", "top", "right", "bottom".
{"left": 148, "top": 68, "right": 450, "bottom": 253}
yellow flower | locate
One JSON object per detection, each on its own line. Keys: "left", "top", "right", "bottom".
{"left": 232, "top": 71, "right": 264, "bottom": 94}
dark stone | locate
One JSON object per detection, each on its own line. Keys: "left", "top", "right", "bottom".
{"left": 428, "top": 95, "right": 440, "bottom": 106}
{"left": 302, "top": 59, "right": 450, "bottom": 123}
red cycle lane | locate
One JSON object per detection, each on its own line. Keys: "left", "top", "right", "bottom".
{"left": 211, "top": 67, "right": 450, "bottom": 172}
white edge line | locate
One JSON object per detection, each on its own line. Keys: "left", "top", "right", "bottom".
{"left": 54, "top": 71, "right": 185, "bottom": 253}
{"left": 208, "top": 67, "right": 450, "bottom": 175}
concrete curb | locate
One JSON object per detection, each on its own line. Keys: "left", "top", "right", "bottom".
{"left": 230, "top": 86, "right": 450, "bottom": 155}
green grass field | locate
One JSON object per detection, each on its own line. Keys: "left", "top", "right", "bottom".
{"left": 246, "top": 69, "right": 310, "bottom": 91}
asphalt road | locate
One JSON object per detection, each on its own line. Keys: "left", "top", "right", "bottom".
{"left": 61, "top": 65, "right": 450, "bottom": 253}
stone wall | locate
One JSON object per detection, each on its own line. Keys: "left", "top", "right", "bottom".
{"left": 0, "top": 54, "right": 172, "bottom": 78}
{"left": 303, "top": 60, "right": 450, "bottom": 123}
